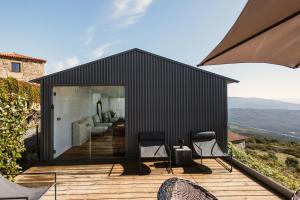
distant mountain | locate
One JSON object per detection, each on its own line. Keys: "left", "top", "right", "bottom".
{"left": 229, "top": 97, "right": 300, "bottom": 110}
{"left": 229, "top": 108, "right": 300, "bottom": 141}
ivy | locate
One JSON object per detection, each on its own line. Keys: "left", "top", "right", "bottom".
{"left": 0, "top": 93, "right": 28, "bottom": 175}
{"left": 0, "top": 78, "right": 39, "bottom": 176}
{"left": 0, "top": 77, "right": 39, "bottom": 106}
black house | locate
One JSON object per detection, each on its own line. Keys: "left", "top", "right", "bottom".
{"left": 32, "top": 48, "right": 238, "bottom": 161}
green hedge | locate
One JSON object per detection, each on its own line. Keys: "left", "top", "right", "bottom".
{"left": 0, "top": 93, "right": 28, "bottom": 175}
{"left": 0, "top": 77, "right": 39, "bottom": 106}
{"left": 0, "top": 78, "right": 39, "bottom": 175}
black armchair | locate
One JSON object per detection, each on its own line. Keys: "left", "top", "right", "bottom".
{"left": 190, "top": 131, "right": 232, "bottom": 172}
{"left": 138, "top": 132, "right": 172, "bottom": 174}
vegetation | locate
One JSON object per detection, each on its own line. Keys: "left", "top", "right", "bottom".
{"left": 230, "top": 136, "right": 300, "bottom": 191}
{"left": 246, "top": 136, "right": 300, "bottom": 159}
{"left": 0, "top": 78, "right": 40, "bottom": 175}
{"left": 0, "top": 77, "right": 39, "bottom": 106}
{"left": 285, "top": 157, "right": 299, "bottom": 171}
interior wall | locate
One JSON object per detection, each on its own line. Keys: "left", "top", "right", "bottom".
{"left": 109, "top": 98, "right": 125, "bottom": 118}
{"left": 91, "top": 86, "right": 125, "bottom": 118}
{"left": 53, "top": 86, "right": 92, "bottom": 158}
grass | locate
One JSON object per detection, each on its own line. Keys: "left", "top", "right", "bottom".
{"left": 230, "top": 140, "right": 300, "bottom": 191}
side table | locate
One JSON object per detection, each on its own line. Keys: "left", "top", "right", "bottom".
{"left": 173, "top": 146, "right": 192, "bottom": 166}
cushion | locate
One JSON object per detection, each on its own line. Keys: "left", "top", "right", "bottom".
{"left": 139, "top": 132, "right": 165, "bottom": 142}
{"left": 92, "top": 126, "right": 108, "bottom": 133}
{"left": 191, "top": 131, "right": 216, "bottom": 141}
{"left": 92, "top": 115, "right": 101, "bottom": 124}
{"left": 95, "top": 122, "right": 112, "bottom": 127}
{"left": 103, "top": 111, "right": 112, "bottom": 122}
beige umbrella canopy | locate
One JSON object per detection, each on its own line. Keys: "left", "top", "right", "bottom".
{"left": 199, "top": 0, "right": 300, "bottom": 68}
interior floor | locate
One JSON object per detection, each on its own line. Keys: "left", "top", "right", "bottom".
{"left": 56, "top": 123, "right": 125, "bottom": 160}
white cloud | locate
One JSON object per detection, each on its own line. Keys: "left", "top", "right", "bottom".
{"left": 113, "top": 0, "right": 153, "bottom": 27}
{"left": 90, "top": 43, "right": 112, "bottom": 59}
{"left": 85, "top": 25, "right": 96, "bottom": 45}
{"left": 46, "top": 56, "right": 79, "bottom": 74}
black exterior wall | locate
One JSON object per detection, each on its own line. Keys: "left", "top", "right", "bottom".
{"left": 33, "top": 48, "right": 238, "bottom": 161}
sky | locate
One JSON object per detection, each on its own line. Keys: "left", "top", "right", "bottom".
{"left": 1, "top": 0, "right": 299, "bottom": 103}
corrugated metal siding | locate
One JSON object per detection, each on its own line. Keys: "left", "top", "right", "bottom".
{"left": 39, "top": 49, "right": 230, "bottom": 160}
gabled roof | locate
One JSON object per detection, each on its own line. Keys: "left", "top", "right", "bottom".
{"left": 228, "top": 131, "right": 248, "bottom": 142}
{"left": 0, "top": 52, "right": 46, "bottom": 63}
{"left": 31, "top": 48, "right": 238, "bottom": 83}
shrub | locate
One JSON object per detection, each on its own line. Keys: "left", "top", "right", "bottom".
{"left": 0, "top": 77, "right": 39, "bottom": 175}
{"left": 0, "top": 92, "right": 28, "bottom": 175}
{"left": 285, "top": 157, "right": 299, "bottom": 168}
{"left": 268, "top": 151, "right": 278, "bottom": 161}
{"left": 246, "top": 137, "right": 256, "bottom": 144}
{"left": 0, "top": 77, "right": 39, "bottom": 106}
{"left": 230, "top": 143, "right": 300, "bottom": 190}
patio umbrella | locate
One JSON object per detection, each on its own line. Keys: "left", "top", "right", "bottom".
{"left": 199, "top": 0, "right": 300, "bottom": 68}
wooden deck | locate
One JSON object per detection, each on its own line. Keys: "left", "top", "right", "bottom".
{"left": 15, "top": 159, "right": 285, "bottom": 200}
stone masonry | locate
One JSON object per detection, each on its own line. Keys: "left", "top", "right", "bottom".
{"left": 0, "top": 54, "right": 46, "bottom": 82}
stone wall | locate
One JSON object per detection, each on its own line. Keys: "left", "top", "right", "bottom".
{"left": 0, "top": 58, "right": 45, "bottom": 82}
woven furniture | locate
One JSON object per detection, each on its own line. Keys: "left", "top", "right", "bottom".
{"left": 292, "top": 189, "right": 300, "bottom": 200}
{"left": 157, "top": 177, "right": 217, "bottom": 200}
{"left": 190, "top": 131, "right": 232, "bottom": 172}
{"left": 138, "top": 132, "right": 172, "bottom": 174}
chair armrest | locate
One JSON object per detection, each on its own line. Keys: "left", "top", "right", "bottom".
{"left": 138, "top": 142, "right": 141, "bottom": 158}
{"left": 164, "top": 144, "right": 171, "bottom": 156}
{"left": 193, "top": 143, "right": 203, "bottom": 157}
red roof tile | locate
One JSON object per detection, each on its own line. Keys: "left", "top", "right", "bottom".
{"left": 228, "top": 131, "right": 248, "bottom": 142}
{"left": 0, "top": 52, "right": 46, "bottom": 63}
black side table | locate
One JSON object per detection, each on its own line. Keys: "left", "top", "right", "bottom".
{"left": 173, "top": 146, "right": 192, "bottom": 166}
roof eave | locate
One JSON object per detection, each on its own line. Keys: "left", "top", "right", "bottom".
{"left": 226, "top": 78, "right": 239, "bottom": 84}
{"left": 30, "top": 77, "right": 42, "bottom": 83}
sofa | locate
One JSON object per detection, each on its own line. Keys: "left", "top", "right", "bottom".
{"left": 92, "top": 114, "right": 113, "bottom": 128}
{"left": 72, "top": 115, "right": 111, "bottom": 146}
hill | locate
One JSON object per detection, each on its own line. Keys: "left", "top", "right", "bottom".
{"left": 229, "top": 97, "right": 300, "bottom": 110}
{"left": 229, "top": 108, "right": 300, "bottom": 141}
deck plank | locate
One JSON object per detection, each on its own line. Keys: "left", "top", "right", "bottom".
{"left": 14, "top": 159, "right": 285, "bottom": 200}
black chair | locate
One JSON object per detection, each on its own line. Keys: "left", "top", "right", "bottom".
{"left": 138, "top": 132, "right": 172, "bottom": 174}
{"left": 190, "top": 131, "right": 232, "bottom": 172}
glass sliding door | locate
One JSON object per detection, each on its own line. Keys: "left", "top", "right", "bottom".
{"left": 53, "top": 86, "right": 125, "bottom": 160}
{"left": 90, "top": 86, "right": 125, "bottom": 158}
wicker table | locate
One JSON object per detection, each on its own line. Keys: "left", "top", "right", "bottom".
{"left": 173, "top": 146, "right": 192, "bottom": 166}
